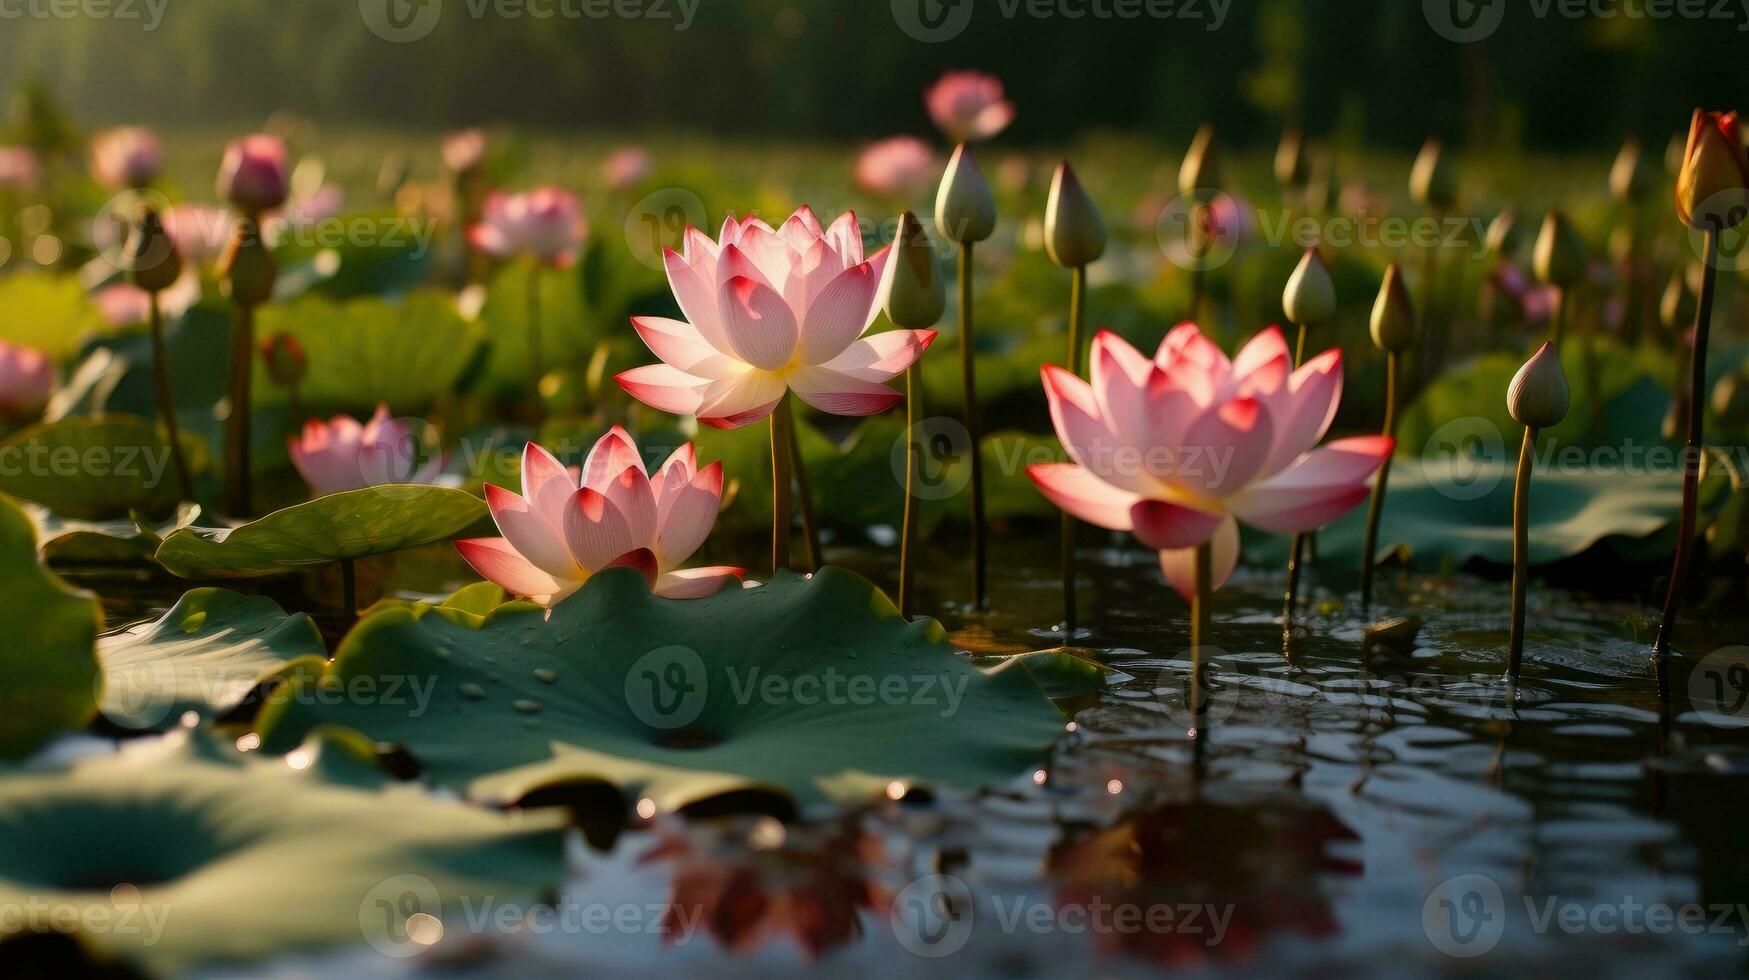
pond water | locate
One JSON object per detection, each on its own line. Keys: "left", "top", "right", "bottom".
{"left": 66, "top": 531, "right": 1749, "bottom": 978}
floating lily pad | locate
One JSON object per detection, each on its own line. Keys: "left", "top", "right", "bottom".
{"left": 155, "top": 486, "right": 488, "bottom": 578}
{"left": 0, "top": 730, "right": 566, "bottom": 974}
{"left": 0, "top": 495, "right": 101, "bottom": 760}
{"left": 0, "top": 417, "right": 202, "bottom": 521}
{"left": 23, "top": 502, "right": 199, "bottom": 565}
{"left": 96, "top": 589, "right": 327, "bottom": 731}
{"left": 254, "top": 291, "right": 483, "bottom": 414}
{"left": 256, "top": 567, "right": 1061, "bottom": 811}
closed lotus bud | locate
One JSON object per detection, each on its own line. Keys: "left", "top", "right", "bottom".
{"left": 1533, "top": 210, "right": 1586, "bottom": 289}
{"left": 218, "top": 217, "right": 278, "bottom": 308}
{"left": 1508, "top": 341, "right": 1570, "bottom": 430}
{"left": 216, "top": 134, "right": 290, "bottom": 214}
{"left": 1675, "top": 109, "right": 1749, "bottom": 231}
{"left": 1660, "top": 265, "right": 1699, "bottom": 330}
{"left": 1610, "top": 138, "right": 1653, "bottom": 203}
{"left": 1044, "top": 161, "right": 1106, "bottom": 268}
{"left": 935, "top": 144, "right": 996, "bottom": 244}
{"left": 1485, "top": 209, "right": 1520, "bottom": 262}
{"left": 1283, "top": 247, "right": 1336, "bottom": 326}
{"left": 259, "top": 332, "right": 307, "bottom": 387}
{"left": 884, "top": 211, "right": 946, "bottom": 330}
{"left": 125, "top": 205, "right": 183, "bottom": 294}
{"left": 1370, "top": 263, "right": 1417, "bottom": 353}
{"left": 1275, "top": 128, "right": 1309, "bottom": 189}
{"left": 1410, "top": 137, "right": 1456, "bottom": 211}
{"left": 1179, "top": 123, "right": 1218, "bottom": 198}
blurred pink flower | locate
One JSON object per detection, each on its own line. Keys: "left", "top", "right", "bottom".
{"left": 288, "top": 404, "right": 445, "bottom": 496}
{"left": 456, "top": 429, "right": 744, "bottom": 604}
{"left": 163, "top": 203, "right": 236, "bottom": 269}
{"left": 853, "top": 137, "right": 939, "bottom": 198}
{"left": 0, "top": 340, "right": 56, "bottom": 421}
{"left": 93, "top": 274, "right": 201, "bottom": 327}
{"left": 617, "top": 206, "right": 934, "bottom": 428}
{"left": 443, "top": 128, "right": 487, "bottom": 173}
{"left": 90, "top": 127, "right": 163, "bottom": 189}
{"left": 0, "top": 146, "right": 39, "bottom": 192}
{"left": 216, "top": 134, "right": 290, "bottom": 213}
{"left": 1028, "top": 325, "right": 1392, "bottom": 600}
{"left": 926, "top": 70, "right": 1015, "bottom": 144}
{"left": 602, "top": 146, "right": 652, "bottom": 191}
{"left": 469, "top": 187, "right": 586, "bottom": 268}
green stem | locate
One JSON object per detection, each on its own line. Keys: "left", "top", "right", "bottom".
{"left": 1283, "top": 322, "right": 1310, "bottom": 624}
{"left": 1508, "top": 426, "right": 1536, "bottom": 678}
{"left": 226, "top": 302, "right": 255, "bottom": 517}
{"left": 1359, "top": 350, "right": 1400, "bottom": 611}
{"left": 899, "top": 362, "right": 921, "bottom": 620}
{"left": 1418, "top": 214, "right": 1443, "bottom": 387}
{"left": 769, "top": 392, "right": 795, "bottom": 576}
{"left": 1654, "top": 229, "right": 1719, "bottom": 658}
{"left": 147, "top": 291, "right": 192, "bottom": 501}
{"left": 960, "top": 243, "right": 986, "bottom": 609}
{"left": 1191, "top": 539, "right": 1212, "bottom": 725}
{"left": 527, "top": 261, "right": 544, "bottom": 417}
{"left": 1061, "top": 265, "right": 1087, "bottom": 634}
{"left": 789, "top": 416, "right": 821, "bottom": 572}
{"left": 1549, "top": 287, "right": 1566, "bottom": 349}
{"left": 341, "top": 557, "right": 358, "bottom": 624}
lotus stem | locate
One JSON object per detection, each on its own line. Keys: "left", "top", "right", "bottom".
{"left": 789, "top": 421, "right": 821, "bottom": 572}
{"left": 1283, "top": 322, "right": 1315, "bottom": 624}
{"left": 1060, "top": 265, "right": 1087, "bottom": 634}
{"left": 341, "top": 557, "right": 358, "bottom": 624}
{"left": 1508, "top": 426, "right": 1537, "bottom": 678}
{"left": 527, "top": 261, "right": 544, "bottom": 417}
{"left": 1549, "top": 286, "right": 1566, "bottom": 349}
{"left": 147, "top": 291, "right": 192, "bottom": 501}
{"left": 225, "top": 303, "right": 255, "bottom": 517}
{"left": 899, "top": 362, "right": 920, "bottom": 620}
{"left": 1359, "top": 349, "right": 1401, "bottom": 611}
{"left": 959, "top": 242, "right": 986, "bottom": 609}
{"left": 1191, "top": 539, "right": 1212, "bottom": 724}
{"left": 1654, "top": 229, "right": 1719, "bottom": 658}
{"left": 769, "top": 392, "right": 795, "bottom": 575}
{"left": 1418, "top": 214, "right": 1442, "bottom": 386}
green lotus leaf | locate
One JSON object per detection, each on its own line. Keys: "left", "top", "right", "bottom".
{"left": 989, "top": 647, "right": 1125, "bottom": 700}
{"left": 255, "top": 567, "right": 1062, "bottom": 811}
{"left": 96, "top": 589, "right": 327, "bottom": 731}
{"left": 0, "top": 416, "right": 202, "bottom": 521}
{"left": 273, "top": 216, "right": 435, "bottom": 299}
{"left": 155, "top": 486, "right": 488, "bottom": 578}
{"left": 0, "top": 273, "right": 107, "bottom": 359}
{"left": 0, "top": 494, "right": 102, "bottom": 760}
{"left": 0, "top": 730, "right": 566, "bottom": 974}
{"left": 253, "top": 291, "right": 483, "bottom": 414}
{"left": 22, "top": 502, "right": 199, "bottom": 565}
{"left": 474, "top": 262, "right": 600, "bottom": 399}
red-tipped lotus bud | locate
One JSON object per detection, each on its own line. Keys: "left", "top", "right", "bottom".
{"left": 259, "top": 332, "right": 306, "bottom": 388}
{"left": 1044, "top": 161, "right": 1106, "bottom": 269}
{"left": 1508, "top": 341, "right": 1570, "bottom": 430}
{"left": 1675, "top": 109, "right": 1749, "bottom": 231}
{"left": 1610, "top": 137, "right": 1653, "bottom": 203}
{"left": 1283, "top": 247, "right": 1336, "bottom": 326}
{"left": 1410, "top": 137, "right": 1457, "bottom": 211}
{"left": 1179, "top": 124, "right": 1218, "bottom": 198}
{"left": 125, "top": 205, "right": 183, "bottom": 294}
{"left": 884, "top": 211, "right": 946, "bottom": 330}
{"left": 216, "top": 134, "right": 290, "bottom": 214}
{"left": 935, "top": 144, "right": 996, "bottom": 244}
{"left": 218, "top": 217, "right": 278, "bottom": 308}
{"left": 1533, "top": 210, "right": 1586, "bottom": 289}
{"left": 1370, "top": 263, "right": 1417, "bottom": 353}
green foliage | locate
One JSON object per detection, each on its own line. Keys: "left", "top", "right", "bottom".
{"left": 0, "top": 494, "right": 101, "bottom": 760}
{"left": 254, "top": 291, "right": 483, "bottom": 414}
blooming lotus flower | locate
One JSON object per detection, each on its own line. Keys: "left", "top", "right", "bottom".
{"left": 90, "top": 127, "right": 163, "bottom": 189}
{"left": 0, "top": 146, "right": 38, "bottom": 192}
{"left": 602, "top": 146, "right": 652, "bottom": 191}
{"left": 854, "top": 137, "right": 938, "bottom": 198}
{"left": 616, "top": 207, "right": 935, "bottom": 428}
{"left": 926, "top": 71, "right": 1015, "bottom": 144}
{"left": 288, "top": 405, "right": 445, "bottom": 496}
{"left": 216, "top": 134, "right": 290, "bottom": 213}
{"left": 1027, "top": 325, "right": 1393, "bottom": 599}
{"left": 442, "top": 128, "right": 487, "bottom": 174}
{"left": 456, "top": 429, "right": 744, "bottom": 604}
{"left": 468, "top": 187, "right": 586, "bottom": 268}
{"left": 0, "top": 340, "right": 56, "bottom": 421}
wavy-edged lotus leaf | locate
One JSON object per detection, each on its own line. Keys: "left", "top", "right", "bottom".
{"left": 97, "top": 589, "right": 327, "bottom": 731}
{"left": 0, "top": 273, "right": 107, "bottom": 359}
{"left": 255, "top": 567, "right": 1061, "bottom": 810}
{"left": 23, "top": 502, "right": 199, "bottom": 565}
{"left": 0, "top": 495, "right": 101, "bottom": 760}
{"left": 253, "top": 291, "right": 483, "bottom": 414}
{"left": 155, "top": 486, "right": 488, "bottom": 578}
{"left": 0, "top": 416, "right": 204, "bottom": 521}
{"left": 0, "top": 729, "right": 566, "bottom": 974}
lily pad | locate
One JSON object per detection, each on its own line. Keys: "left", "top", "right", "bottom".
{"left": 155, "top": 485, "right": 488, "bottom": 578}
{"left": 254, "top": 291, "right": 483, "bottom": 414}
{"left": 0, "top": 417, "right": 202, "bottom": 521}
{"left": 96, "top": 589, "right": 327, "bottom": 731}
{"left": 0, "top": 494, "right": 102, "bottom": 760}
{"left": 0, "top": 730, "right": 567, "bottom": 974}
{"left": 0, "top": 273, "right": 107, "bottom": 359}
{"left": 256, "top": 567, "right": 1061, "bottom": 811}
{"left": 23, "top": 502, "right": 200, "bottom": 565}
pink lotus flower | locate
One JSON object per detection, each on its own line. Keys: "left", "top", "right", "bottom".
{"left": 1027, "top": 325, "right": 1393, "bottom": 600}
{"left": 602, "top": 146, "right": 652, "bottom": 191}
{"left": 288, "top": 405, "right": 445, "bottom": 496}
{"left": 854, "top": 137, "right": 939, "bottom": 198}
{"left": 216, "top": 134, "right": 290, "bottom": 213}
{"left": 456, "top": 429, "right": 744, "bottom": 604}
{"left": 164, "top": 203, "right": 236, "bottom": 268}
{"left": 0, "top": 146, "right": 38, "bottom": 192}
{"left": 617, "top": 207, "right": 934, "bottom": 428}
{"left": 443, "top": 128, "right": 487, "bottom": 173}
{"left": 0, "top": 340, "right": 56, "bottom": 421}
{"left": 926, "top": 71, "right": 1016, "bottom": 144}
{"left": 90, "top": 127, "right": 163, "bottom": 189}
{"left": 468, "top": 187, "right": 586, "bottom": 268}
{"left": 93, "top": 274, "right": 201, "bottom": 327}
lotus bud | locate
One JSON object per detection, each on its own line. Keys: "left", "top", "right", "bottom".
{"left": 1484, "top": 209, "right": 1520, "bottom": 263}
{"left": 884, "top": 211, "right": 946, "bottom": 330}
{"left": 1178, "top": 123, "right": 1218, "bottom": 199}
{"left": 1370, "top": 263, "right": 1417, "bottom": 353}
{"left": 216, "top": 134, "right": 290, "bottom": 214}
{"left": 1660, "top": 265, "right": 1699, "bottom": 331}
{"left": 1610, "top": 137, "right": 1654, "bottom": 203}
{"left": 1283, "top": 247, "right": 1336, "bottom": 326}
{"left": 1675, "top": 109, "right": 1749, "bottom": 231}
{"left": 1508, "top": 341, "right": 1570, "bottom": 430}
{"left": 218, "top": 217, "right": 277, "bottom": 308}
{"left": 1044, "top": 161, "right": 1106, "bottom": 269}
{"left": 1275, "top": 128, "right": 1309, "bottom": 189}
{"left": 1409, "top": 137, "right": 1456, "bottom": 211}
{"left": 259, "top": 332, "right": 307, "bottom": 388}
{"left": 1533, "top": 210, "right": 1586, "bottom": 289}
{"left": 125, "top": 205, "right": 183, "bottom": 295}
{"left": 935, "top": 144, "right": 996, "bottom": 244}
